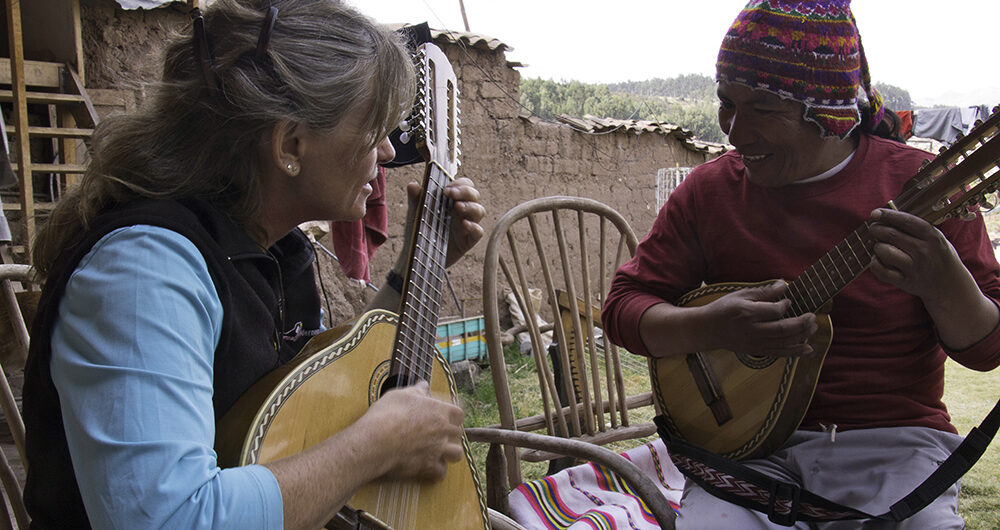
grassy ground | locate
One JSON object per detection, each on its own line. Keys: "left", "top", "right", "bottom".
{"left": 951, "top": 209, "right": 1000, "bottom": 529}
{"left": 945, "top": 359, "right": 1000, "bottom": 529}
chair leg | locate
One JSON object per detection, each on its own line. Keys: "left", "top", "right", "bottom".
{"left": 485, "top": 442, "right": 510, "bottom": 515}
{"left": 0, "top": 447, "right": 24, "bottom": 529}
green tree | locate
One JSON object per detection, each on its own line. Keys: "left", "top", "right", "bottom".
{"left": 873, "top": 82, "right": 912, "bottom": 111}
{"left": 519, "top": 76, "right": 726, "bottom": 143}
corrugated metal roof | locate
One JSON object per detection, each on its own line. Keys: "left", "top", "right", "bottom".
{"left": 547, "top": 114, "right": 729, "bottom": 154}
{"left": 381, "top": 25, "right": 511, "bottom": 52}
{"left": 431, "top": 29, "right": 511, "bottom": 52}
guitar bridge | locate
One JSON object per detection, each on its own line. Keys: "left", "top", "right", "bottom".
{"left": 686, "top": 352, "right": 734, "bottom": 426}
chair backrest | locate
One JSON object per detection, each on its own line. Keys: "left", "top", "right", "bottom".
{"left": 0, "top": 263, "right": 37, "bottom": 529}
{"left": 482, "top": 196, "right": 657, "bottom": 487}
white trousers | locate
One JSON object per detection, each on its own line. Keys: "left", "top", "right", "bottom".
{"left": 675, "top": 426, "right": 965, "bottom": 529}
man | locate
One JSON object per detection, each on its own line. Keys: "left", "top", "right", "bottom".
{"left": 602, "top": 1, "right": 1000, "bottom": 528}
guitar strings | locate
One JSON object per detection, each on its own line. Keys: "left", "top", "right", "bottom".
{"left": 394, "top": 168, "right": 452, "bottom": 386}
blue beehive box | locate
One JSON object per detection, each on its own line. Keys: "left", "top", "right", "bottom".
{"left": 436, "top": 315, "right": 487, "bottom": 363}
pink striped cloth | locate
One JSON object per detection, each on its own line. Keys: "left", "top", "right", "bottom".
{"left": 508, "top": 438, "right": 683, "bottom": 530}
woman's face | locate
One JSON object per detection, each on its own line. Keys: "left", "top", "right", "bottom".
{"left": 293, "top": 104, "right": 396, "bottom": 222}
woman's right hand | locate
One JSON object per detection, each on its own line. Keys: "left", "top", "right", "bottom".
{"left": 360, "top": 381, "right": 466, "bottom": 481}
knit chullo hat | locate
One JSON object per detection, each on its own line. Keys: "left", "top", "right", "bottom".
{"left": 716, "top": 0, "right": 884, "bottom": 139}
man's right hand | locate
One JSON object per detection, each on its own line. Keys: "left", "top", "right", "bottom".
{"left": 705, "top": 281, "right": 818, "bottom": 357}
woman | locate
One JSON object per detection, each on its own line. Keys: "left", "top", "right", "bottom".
{"left": 21, "top": 0, "right": 486, "bottom": 528}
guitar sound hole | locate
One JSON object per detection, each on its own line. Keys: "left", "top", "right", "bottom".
{"left": 380, "top": 373, "right": 403, "bottom": 395}
{"left": 735, "top": 352, "right": 778, "bottom": 369}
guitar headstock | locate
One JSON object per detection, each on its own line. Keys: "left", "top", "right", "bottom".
{"left": 899, "top": 106, "right": 1000, "bottom": 224}
{"left": 398, "top": 42, "right": 461, "bottom": 180}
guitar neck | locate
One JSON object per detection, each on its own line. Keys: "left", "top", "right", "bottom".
{"left": 391, "top": 163, "right": 453, "bottom": 384}
{"left": 784, "top": 222, "right": 875, "bottom": 316}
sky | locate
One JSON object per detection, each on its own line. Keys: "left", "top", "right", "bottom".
{"left": 348, "top": 1, "right": 1000, "bottom": 108}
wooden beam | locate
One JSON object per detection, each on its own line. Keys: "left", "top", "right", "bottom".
{"left": 72, "top": 0, "right": 84, "bottom": 83}
{"left": 0, "top": 89, "right": 85, "bottom": 105}
{"left": 65, "top": 64, "right": 99, "bottom": 127}
{"left": 59, "top": 107, "right": 81, "bottom": 188}
{"left": 5, "top": 0, "right": 35, "bottom": 259}
{"left": 0, "top": 58, "right": 61, "bottom": 88}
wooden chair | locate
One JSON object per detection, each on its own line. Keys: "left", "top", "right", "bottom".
{"left": 466, "top": 196, "right": 673, "bottom": 527}
{"left": 0, "top": 263, "right": 37, "bottom": 529}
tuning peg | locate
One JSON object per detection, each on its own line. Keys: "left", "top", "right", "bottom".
{"left": 961, "top": 209, "right": 978, "bottom": 221}
{"left": 400, "top": 131, "right": 411, "bottom": 144}
{"left": 980, "top": 198, "right": 995, "bottom": 210}
{"left": 398, "top": 119, "right": 411, "bottom": 132}
{"left": 993, "top": 105, "right": 1000, "bottom": 115}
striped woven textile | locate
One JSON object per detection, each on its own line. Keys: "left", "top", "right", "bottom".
{"left": 508, "top": 439, "right": 684, "bottom": 530}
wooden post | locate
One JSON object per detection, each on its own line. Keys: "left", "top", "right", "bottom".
{"left": 5, "top": 0, "right": 34, "bottom": 260}
{"left": 458, "top": 0, "right": 470, "bottom": 32}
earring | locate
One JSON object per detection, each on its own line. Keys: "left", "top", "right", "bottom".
{"left": 285, "top": 160, "right": 300, "bottom": 176}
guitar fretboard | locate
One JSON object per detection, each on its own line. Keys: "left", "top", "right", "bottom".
{"left": 391, "top": 164, "right": 453, "bottom": 385}
{"left": 784, "top": 222, "right": 875, "bottom": 317}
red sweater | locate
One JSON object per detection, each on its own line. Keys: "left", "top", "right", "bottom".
{"left": 603, "top": 133, "right": 1000, "bottom": 433}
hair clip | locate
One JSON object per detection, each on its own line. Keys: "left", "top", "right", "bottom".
{"left": 255, "top": 6, "right": 279, "bottom": 62}
{"left": 190, "top": 8, "right": 221, "bottom": 94}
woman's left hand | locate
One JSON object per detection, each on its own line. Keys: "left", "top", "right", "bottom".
{"left": 406, "top": 177, "right": 485, "bottom": 267}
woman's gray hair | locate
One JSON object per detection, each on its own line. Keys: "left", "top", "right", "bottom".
{"left": 33, "top": 0, "right": 416, "bottom": 274}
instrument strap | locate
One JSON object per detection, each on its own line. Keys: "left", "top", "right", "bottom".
{"left": 655, "top": 396, "right": 1000, "bottom": 527}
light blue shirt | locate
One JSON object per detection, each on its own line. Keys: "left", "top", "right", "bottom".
{"left": 50, "top": 225, "right": 283, "bottom": 529}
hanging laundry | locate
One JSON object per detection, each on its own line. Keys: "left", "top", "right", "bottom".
{"left": 912, "top": 107, "right": 964, "bottom": 144}
{"left": 913, "top": 105, "right": 994, "bottom": 145}
{"left": 896, "top": 110, "right": 913, "bottom": 139}
{"left": 961, "top": 105, "right": 991, "bottom": 133}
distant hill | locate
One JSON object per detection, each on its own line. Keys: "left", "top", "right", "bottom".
{"left": 608, "top": 74, "right": 717, "bottom": 101}
{"left": 520, "top": 74, "right": 931, "bottom": 144}
{"left": 520, "top": 74, "right": 727, "bottom": 143}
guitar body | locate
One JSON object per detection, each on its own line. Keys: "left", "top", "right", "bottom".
{"left": 651, "top": 281, "right": 832, "bottom": 460}
{"left": 217, "top": 310, "right": 490, "bottom": 529}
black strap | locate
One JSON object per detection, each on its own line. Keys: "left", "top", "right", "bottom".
{"left": 656, "top": 396, "right": 1000, "bottom": 526}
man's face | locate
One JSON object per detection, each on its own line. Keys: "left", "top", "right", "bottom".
{"left": 717, "top": 81, "right": 852, "bottom": 187}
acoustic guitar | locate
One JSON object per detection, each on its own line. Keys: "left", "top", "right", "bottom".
{"left": 216, "top": 43, "right": 490, "bottom": 529}
{"left": 653, "top": 106, "right": 1000, "bottom": 461}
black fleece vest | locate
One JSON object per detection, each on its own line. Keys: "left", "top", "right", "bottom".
{"left": 21, "top": 198, "right": 321, "bottom": 528}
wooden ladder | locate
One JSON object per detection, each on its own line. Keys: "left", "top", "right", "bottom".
{"left": 1, "top": 0, "right": 97, "bottom": 261}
